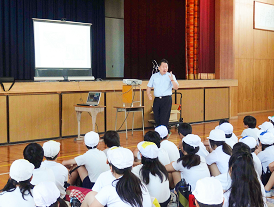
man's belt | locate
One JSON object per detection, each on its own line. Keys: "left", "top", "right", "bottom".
{"left": 155, "top": 95, "right": 171, "bottom": 99}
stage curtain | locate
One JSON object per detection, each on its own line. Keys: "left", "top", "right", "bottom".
{"left": 198, "top": 0, "right": 215, "bottom": 79}
{"left": 0, "top": 0, "right": 106, "bottom": 80}
{"left": 124, "top": 0, "right": 186, "bottom": 80}
{"left": 185, "top": 0, "right": 199, "bottom": 80}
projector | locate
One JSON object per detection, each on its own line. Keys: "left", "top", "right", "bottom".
{"left": 123, "top": 79, "right": 142, "bottom": 86}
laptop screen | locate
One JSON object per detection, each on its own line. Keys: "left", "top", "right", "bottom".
{"left": 86, "top": 92, "right": 101, "bottom": 106}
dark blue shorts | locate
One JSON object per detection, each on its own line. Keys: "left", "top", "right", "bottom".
{"left": 82, "top": 176, "right": 95, "bottom": 189}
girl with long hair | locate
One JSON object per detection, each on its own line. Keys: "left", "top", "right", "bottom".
{"left": 165, "top": 134, "right": 210, "bottom": 190}
{"left": 222, "top": 142, "right": 266, "bottom": 207}
{"left": 89, "top": 147, "right": 152, "bottom": 207}
{"left": 132, "top": 141, "right": 170, "bottom": 207}
{"left": 33, "top": 181, "right": 68, "bottom": 207}
{"left": 206, "top": 129, "right": 232, "bottom": 176}
{"left": 0, "top": 159, "right": 35, "bottom": 207}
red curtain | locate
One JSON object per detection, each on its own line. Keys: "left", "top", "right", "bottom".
{"left": 124, "top": 0, "right": 186, "bottom": 79}
{"left": 199, "top": 0, "right": 215, "bottom": 78}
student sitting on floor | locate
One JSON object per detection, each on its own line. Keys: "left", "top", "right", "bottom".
{"left": 258, "top": 121, "right": 274, "bottom": 134}
{"left": 41, "top": 140, "right": 69, "bottom": 198}
{"left": 23, "top": 143, "right": 55, "bottom": 185}
{"left": 0, "top": 159, "right": 35, "bottom": 207}
{"left": 241, "top": 115, "right": 259, "bottom": 142}
{"left": 33, "top": 181, "right": 68, "bottom": 207}
{"left": 102, "top": 130, "right": 120, "bottom": 156}
{"left": 133, "top": 131, "right": 170, "bottom": 166}
{"left": 215, "top": 122, "right": 238, "bottom": 148}
{"left": 155, "top": 125, "right": 180, "bottom": 163}
{"left": 81, "top": 147, "right": 152, "bottom": 207}
{"left": 206, "top": 129, "right": 232, "bottom": 176}
{"left": 257, "top": 131, "right": 274, "bottom": 186}
{"left": 62, "top": 131, "right": 109, "bottom": 189}
{"left": 239, "top": 136, "right": 262, "bottom": 177}
{"left": 192, "top": 177, "right": 224, "bottom": 207}
{"left": 132, "top": 141, "right": 170, "bottom": 207}
{"left": 165, "top": 134, "right": 210, "bottom": 190}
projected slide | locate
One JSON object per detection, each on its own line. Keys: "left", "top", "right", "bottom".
{"left": 33, "top": 19, "right": 91, "bottom": 69}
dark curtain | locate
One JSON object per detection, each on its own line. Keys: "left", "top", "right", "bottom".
{"left": 199, "top": 0, "right": 215, "bottom": 74}
{"left": 0, "top": 0, "right": 105, "bottom": 80}
{"left": 124, "top": 0, "right": 186, "bottom": 80}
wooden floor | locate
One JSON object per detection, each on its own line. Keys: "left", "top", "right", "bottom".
{"left": 0, "top": 111, "right": 272, "bottom": 189}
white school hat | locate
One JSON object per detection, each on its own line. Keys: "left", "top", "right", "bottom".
{"left": 239, "top": 136, "right": 257, "bottom": 149}
{"left": 107, "top": 147, "right": 134, "bottom": 169}
{"left": 258, "top": 131, "right": 274, "bottom": 145}
{"left": 268, "top": 116, "right": 274, "bottom": 122}
{"left": 33, "top": 181, "right": 60, "bottom": 207}
{"left": 155, "top": 125, "right": 168, "bottom": 139}
{"left": 84, "top": 131, "right": 99, "bottom": 147}
{"left": 258, "top": 122, "right": 273, "bottom": 131}
{"left": 193, "top": 177, "right": 223, "bottom": 205}
{"left": 207, "top": 129, "right": 226, "bottom": 142}
{"left": 10, "top": 159, "right": 34, "bottom": 182}
{"left": 43, "top": 140, "right": 60, "bottom": 158}
{"left": 182, "top": 134, "right": 201, "bottom": 148}
{"left": 137, "top": 141, "right": 159, "bottom": 159}
{"left": 216, "top": 123, "right": 233, "bottom": 135}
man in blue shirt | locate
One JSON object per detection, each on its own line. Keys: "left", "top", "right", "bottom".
{"left": 147, "top": 59, "right": 179, "bottom": 129}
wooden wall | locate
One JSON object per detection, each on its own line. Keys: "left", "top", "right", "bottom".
{"left": 235, "top": 0, "right": 274, "bottom": 114}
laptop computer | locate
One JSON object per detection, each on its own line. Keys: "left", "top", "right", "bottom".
{"left": 77, "top": 92, "right": 101, "bottom": 106}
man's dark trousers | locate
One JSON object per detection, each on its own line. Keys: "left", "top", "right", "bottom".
{"left": 153, "top": 96, "right": 172, "bottom": 129}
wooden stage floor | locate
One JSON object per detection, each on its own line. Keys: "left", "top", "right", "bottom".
{"left": 0, "top": 111, "right": 272, "bottom": 189}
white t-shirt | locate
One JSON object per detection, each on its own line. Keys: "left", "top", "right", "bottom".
{"left": 172, "top": 156, "right": 210, "bottom": 190}
{"left": 95, "top": 181, "right": 152, "bottom": 207}
{"left": 74, "top": 148, "right": 110, "bottom": 182}
{"left": 160, "top": 140, "right": 180, "bottom": 162}
{"left": 206, "top": 146, "right": 231, "bottom": 174}
{"left": 257, "top": 145, "right": 274, "bottom": 173}
{"left": 40, "top": 160, "right": 68, "bottom": 198}
{"left": 0, "top": 187, "right": 35, "bottom": 207}
{"left": 92, "top": 170, "right": 116, "bottom": 192}
{"left": 132, "top": 164, "right": 170, "bottom": 203}
{"left": 31, "top": 166, "right": 55, "bottom": 185}
{"left": 241, "top": 128, "right": 259, "bottom": 142}
{"left": 103, "top": 148, "right": 110, "bottom": 156}
{"left": 197, "top": 142, "right": 209, "bottom": 158}
{"left": 252, "top": 152, "right": 262, "bottom": 177}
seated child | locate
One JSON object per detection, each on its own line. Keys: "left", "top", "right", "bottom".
{"left": 216, "top": 122, "right": 238, "bottom": 148}
{"left": 192, "top": 177, "right": 224, "bottom": 207}
{"left": 165, "top": 134, "right": 210, "bottom": 190}
{"left": 206, "top": 129, "right": 232, "bottom": 176}
{"left": 241, "top": 115, "right": 259, "bottom": 142}
{"left": 62, "top": 131, "right": 109, "bottom": 189}
{"left": 102, "top": 130, "right": 120, "bottom": 156}
{"left": 239, "top": 136, "right": 262, "bottom": 176}
{"left": 23, "top": 143, "right": 55, "bottom": 185}
{"left": 156, "top": 125, "right": 180, "bottom": 162}
{"left": 259, "top": 121, "right": 274, "bottom": 133}
{"left": 41, "top": 140, "right": 69, "bottom": 198}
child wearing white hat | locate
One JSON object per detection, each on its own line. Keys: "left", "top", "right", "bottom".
{"left": 239, "top": 136, "right": 262, "bottom": 176}
{"left": 33, "top": 181, "right": 68, "bottom": 207}
{"left": 0, "top": 159, "right": 35, "bottom": 207}
{"left": 205, "top": 129, "right": 232, "bottom": 176}
{"left": 155, "top": 125, "right": 180, "bottom": 162}
{"left": 165, "top": 134, "right": 210, "bottom": 190}
{"left": 62, "top": 131, "right": 109, "bottom": 188}
{"left": 132, "top": 141, "right": 170, "bottom": 206}
{"left": 215, "top": 122, "right": 238, "bottom": 148}
{"left": 257, "top": 131, "right": 274, "bottom": 186}
{"left": 40, "top": 140, "right": 68, "bottom": 198}
{"left": 82, "top": 147, "right": 152, "bottom": 207}
{"left": 241, "top": 115, "right": 260, "bottom": 142}
{"left": 192, "top": 177, "right": 224, "bottom": 207}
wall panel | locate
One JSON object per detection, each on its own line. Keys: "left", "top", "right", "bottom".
{"left": 0, "top": 96, "right": 7, "bottom": 143}
{"left": 62, "top": 93, "right": 105, "bottom": 136}
{"left": 9, "top": 94, "right": 59, "bottom": 142}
